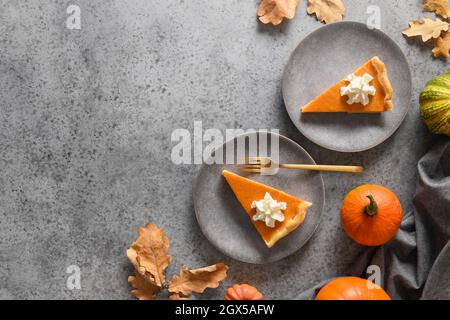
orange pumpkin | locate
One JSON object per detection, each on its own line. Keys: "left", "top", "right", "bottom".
{"left": 341, "top": 184, "right": 402, "bottom": 246}
{"left": 316, "top": 277, "right": 391, "bottom": 300}
{"left": 225, "top": 284, "right": 263, "bottom": 300}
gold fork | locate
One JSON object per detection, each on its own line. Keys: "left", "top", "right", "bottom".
{"left": 238, "top": 156, "right": 364, "bottom": 174}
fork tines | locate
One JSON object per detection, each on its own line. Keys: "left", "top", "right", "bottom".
{"left": 237, "top": 156, "right": 270, "bottom": 173}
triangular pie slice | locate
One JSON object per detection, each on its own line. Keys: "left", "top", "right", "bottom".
{"left": 301, "top": 56, "right": 393, "bottom": 113}
{"left": 222, "top": 170, "right": 312, "bottom": 248}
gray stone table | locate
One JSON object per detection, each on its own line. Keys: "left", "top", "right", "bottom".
{"left": 0, "top": 0, "right": 446, "bottom": 299}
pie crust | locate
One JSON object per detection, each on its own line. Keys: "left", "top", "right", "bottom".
{"left": 371, "top": 56, "right": 393, "bottom": 111}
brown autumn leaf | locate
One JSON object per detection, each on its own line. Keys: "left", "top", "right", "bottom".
{"left": 306, "top": 0, "right": 346, "bottom": 24}
{"left": 257, "top": 0, "right": 301, "bottom": 26}
{"left": 128, "top": 271, "right": 160, "bottom": 300}
{"left": 168, "top": 293, "right": 189, "bottom": 300}
{"left": 402, "top": 18, "right": 449, "bottom": 42}
{"left": 126, "top": 223, "right": 172, "bottom": 287}
{"left": 433, "top": 31, "right": 450, "bottom": 58}
{"left": 424, "top": 0, "right": 450, "bottom": 21}
{"left": 168, "top": 263, "right": 229, "bottom": 296}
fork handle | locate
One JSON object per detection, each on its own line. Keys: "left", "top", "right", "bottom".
{"left": 279, "top": 164, "right": 364, "bottom": 173}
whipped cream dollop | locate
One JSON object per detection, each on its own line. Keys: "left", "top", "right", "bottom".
{"left": 340, "top": 73, "right": 376, "bottom": 106}
{"left": 251, "top": 192, "right": 286, "bottom": 228}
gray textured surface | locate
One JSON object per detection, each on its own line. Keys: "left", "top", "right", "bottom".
{"left": 195, "top": 132, "right": 324, "bottom": 264}
{"left": 0, "top": 0, "right": 445, "bottom": 299}
{"left": 283, "top": 21, "right": 412, "bottom": 152}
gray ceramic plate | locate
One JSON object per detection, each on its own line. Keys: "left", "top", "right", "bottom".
{"left": 193, "top": 131, "right": 325, "bottom": 264}
{"left": 282, "top": 21, "right": 412, "bottom": 152}
{"left": 422, "top": 243, "right": 450, "bottom": 300}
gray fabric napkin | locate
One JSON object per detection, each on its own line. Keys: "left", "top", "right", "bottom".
{"left": 298, "top": 138, "right": 450, "bottom": 300}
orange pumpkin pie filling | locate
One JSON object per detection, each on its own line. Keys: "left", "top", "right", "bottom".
{"left": 301, "top": 56, "right": 393, "bottom": 113}
{"left": 222, "top": 170, "right": 312, "bottom": 248}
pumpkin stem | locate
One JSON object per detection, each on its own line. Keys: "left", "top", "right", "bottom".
{"left": 364, "top": 195, "right": 378, "bottom": 216}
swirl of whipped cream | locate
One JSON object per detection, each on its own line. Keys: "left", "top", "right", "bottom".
{"left": 340, "top": 73, "right": 376, "bottom": 106}
{"left": 251, "top": 192, "right": 286, "bottom": 228}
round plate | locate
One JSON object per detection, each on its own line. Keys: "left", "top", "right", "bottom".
{"left": 422, "top": 243, "right": 450, "bottom": 300}
{"left": 193, "top": 131, "right": 325, "bottom": 264}
{"left": 282, "top": 21, "right": 412, "bottom": 152}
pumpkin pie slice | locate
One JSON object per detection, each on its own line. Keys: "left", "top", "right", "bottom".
{"left": 301, "top": 56, "right": 393, "bottom": 113}
{"left": 222, "top": 170, "right": 312, "bottom": 248}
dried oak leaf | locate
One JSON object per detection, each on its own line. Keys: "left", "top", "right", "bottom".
{"left": 424, "top": 0, "right": 450, "bottom": 21}
{"left": 402, "top": 18, "right": 449, "bottom": 42}
{"left": 128, "top": 271, "right": 160, "bottom": 300}
{"left": 169, "top": 293, "right": 189, "bottom": 300}
{"left": 258, "top": 0, "right": 301, "bottom": 26}
{"left": 307, "top": 0, "right": 346, "bottom": 24}
{"left": 168, "top": 263, "right": 229, "bottom": 296}
{"left": 126, "top": 223, "right": 172, "bottom": 287}
{"left": 433, "top": 31, "right": 450, "bottom": 58}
